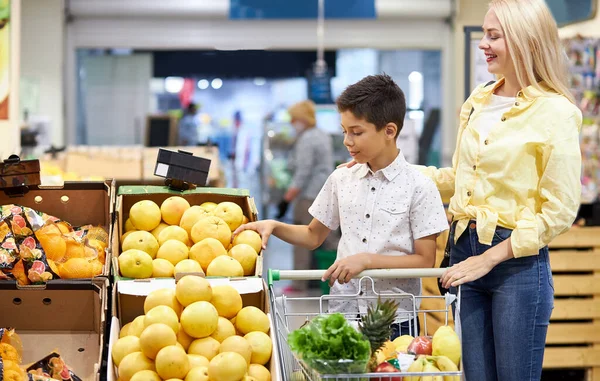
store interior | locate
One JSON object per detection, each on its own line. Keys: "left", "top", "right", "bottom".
{"left": 1, "top": 0, "right": 600, "bottom": 380}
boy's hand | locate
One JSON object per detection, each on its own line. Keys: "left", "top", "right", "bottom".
{"left": 322, "top": 253, "right": 371, "bottom": 286}
{"left": 336, "top": 160, "right": 358, "bottom": 169}
{"left": 232, "top": 220, "right": 277, "bottom": 250}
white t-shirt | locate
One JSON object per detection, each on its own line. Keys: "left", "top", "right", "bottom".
{"left": 476, "top": 94, "right": 516, "bottom": 145}
{"left": 308, "top": 151, "right": 449, "bottom": 317}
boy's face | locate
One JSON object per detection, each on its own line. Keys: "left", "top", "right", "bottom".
{"left": 340, "top": 110, "right": 396, "bottom": 164}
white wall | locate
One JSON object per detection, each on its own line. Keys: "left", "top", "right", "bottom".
{"left": 20, "top": 0, "right": 64, "bottom": 147}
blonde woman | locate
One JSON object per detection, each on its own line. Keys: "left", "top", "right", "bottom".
{"left": 425, "top": 0, "right": 582, "bottom": 379}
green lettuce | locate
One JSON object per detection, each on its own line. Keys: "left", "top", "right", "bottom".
{"left": 288, "top": 313, "right": 371, "bottom": 374}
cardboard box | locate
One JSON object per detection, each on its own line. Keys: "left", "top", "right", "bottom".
{"left": 107, "top": 277, "right": 281, "bottom": 381}
{"left": 112, "top": 186, "right": 262, "bottom": 280}
{"left": 0, "top": 278, "right": 109, "bottom": 381}
{"left": 0, "top": 180, "right": 116, "bottom": 282}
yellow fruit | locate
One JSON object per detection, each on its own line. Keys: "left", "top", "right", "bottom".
{"left": 153, "top": 258, "right": 175, "bottom": 278}
{"left": 200, "top": 202, "right": 218, "bottom": 212}
{"left": 151, "top": 223, "right": 170, "bottom": 242}
{"left": 392, "top": 335, "right": 414, "bottom": 353}
{"left": 0, "top": 343, "right": 19, "bottom": 362}
{"left": 232, "top": 230, "right": 262, "bottom": 254}
{"left": 242, "top": 215, "right": 250, "bottom": 225}
{"left": 228, "top": 244, "right": 258, "bottom": 276}
{"left": 180, "top": 206, "right": 212, "bottom": 236}
{"left": 209, "top": 352, "right": 248, "bottom": 381}
{"left": 120, "top": 322, "right": 132, "bottom": 338}
{"left": 156, "top": 240, "right": 189, "bottom": 266}
{"left": 59, "top": 257, "right": 103, "bottom": 279}
{"left": 176, "top": 275, "right": 213, "bottom": 307}
{"left": 112, "top": 336, "right": 142, "bottom": 367}
{"left": 121, "top": 230, "right": 136, "bottom": 246}
{"left": 145, "top": 306, "right": 180, "bottom": 334}
{"left": 188, "top": 354, "right": 210, "bottom": 369}
{"left": 130, "top": 370, "right": 162, "bottom": 381}
{"left": 210, "top": 317, "right": 236, "bottom": 343}
{"left": 161, "top": 197, "right": 191, "bottom": 225}
{"left": 155, "top": 345, "right": 190, "bottom": 380}
{"left": 144, "top": 288, "right": 182, "bottom": 316}
{"left": 129, "top": 200, "right": 162, "bottom": 232}
{"left": 125, "top": 218, "right": 137, "bottom": 232}
{"left": 210, "top": 285, "right": 243, "bottom": 319}
{"left": 185, "top": 366, "right": 210, "bottom": 381}
{"left": 235, "top": 307, "right": 269, "bottom": 335}
{"left": 174, "top": 259, "right": 203, "bottom": 277}
{"left": 123, "top": 231, "right": 159, "bottom": 259}
{"left": 38, "top": 233, "right": 67, "bottom": 262}
{"left": 244, "top": 332, "right": 272, "bottom": 365}
{"left": 219, "top": 336, "right": 252, "bottom": 364}
{"left": 118, "top": 352, "right": 155, "bottom": 381}
{"left": 248, "top": 364, "right": 271, "bottom": 381}
{"left": 188, "top": 337, "right": 220, "bottom": 360}
{"left": 181, "top": 301, "right": 218, "bottom": 338}
{"left": 206, "top": 256, "right": 244, "bottom": 277}
{"left": 191, "top": 216, "right": 231, "bottom": 248}
{"left": 159, "top": 225, "right": 191, "bottom": 246}
{"left": 432, "top": 325, "right": 461, "bottom": 366}
{"left": 119, "top": 250, "right": 154, "bottom": 279}
{"left": 213, "top": 202, "right": 244, "bottom": 231}
{"left": 129, "top": 316, "right": 147, "bottom": 337}
{"left": 140, "top": 323, "right": 178, "bottom": 359}
{"left": 177, "top": 324, "right": 194, "bottom": 351}
{"left": 189, "top": 238, "right": 228, "bottom": 272}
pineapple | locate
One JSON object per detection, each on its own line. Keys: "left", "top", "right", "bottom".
{"left": 359, "top": 298, "right": 399, "bottom": 372}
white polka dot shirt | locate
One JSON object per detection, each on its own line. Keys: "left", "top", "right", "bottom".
{"left": 309, "top": 151, "right": 449, "bottom": 316}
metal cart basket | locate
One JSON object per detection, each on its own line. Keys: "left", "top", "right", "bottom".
{"left": 267, "top": 268, "right": 463, "bottom": 381}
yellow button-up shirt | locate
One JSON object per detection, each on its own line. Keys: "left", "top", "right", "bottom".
{"left": 420, "top": 78, "right": 582, "bottom": 257}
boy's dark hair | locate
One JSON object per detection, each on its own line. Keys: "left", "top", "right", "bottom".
{"left": 336, "top": 74, "right": 406, "bottom": 138}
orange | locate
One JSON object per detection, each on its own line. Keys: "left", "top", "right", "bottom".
{"left": 3, "top": 369, "right": 24, "bottom": 381}
{"left": 87, "top": 239, "right": 107, "bottom": 263}
{"left": 59, "top": 258, "right": 103, "bottom": 279}
{"left": 64, "top": 237, "right": 85, "bottom": 259}
{"left": 38, "top": 234, "right": 67, "bottom": 262}
{"left": 56, "top": 221, "right": 73, "bottom": 234}
{"left": 0, "top": 343, "right": 20, "bottom": 362}
{"left": 9, "top": 260, "right": 29, "bottom": 285}
{"left": 47, "top": 259, "right": 60, "bottom": 275}
{"left": 37, "top": 223, "right": 62, "bottom": 236}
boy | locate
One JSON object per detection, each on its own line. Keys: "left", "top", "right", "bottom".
{"left": 233, "top": 74, "right": 448, "bottom": 336}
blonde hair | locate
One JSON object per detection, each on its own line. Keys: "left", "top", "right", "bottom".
{"left": 489, "top": 0, "right": 575, "bottom": 103}
{"left": 288, "top": 100, "right": 316, "bottom": 128}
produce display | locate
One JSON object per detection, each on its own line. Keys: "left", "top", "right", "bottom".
{"left": 118, "top": 197, "right": 262, "bottom": 279}
{"left": 112, "top": 276, "right": 273, "bottom": 381}
{"left": 288, "top": 299, "right": 462, "bottom": 379}
{"left": 0, "top": 328, "right": 82, "bottom": 381}
{"left": 0, "top": 205, "right": 108, "bottom": 285}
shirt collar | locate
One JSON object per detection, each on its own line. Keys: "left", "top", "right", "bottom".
{"left": 473, "top": 77, "right": 556, "bottom": 103}
{"left": 353, "top": 150, "right": 406, "bottom": 181}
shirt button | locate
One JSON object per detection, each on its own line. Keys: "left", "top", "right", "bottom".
{"left": 362, "top": 238, "right": 367, "bottom": 243}
{"left": 366, "top": 214, "right": 370, "bottom": 218}
{"left": 472, "top": 165, "right": 476, "bottom": 170}
{"left": 484, "top": 139, "right": 489, "bottom": 145}
{"left": 371, "top": 187, "right": 376, "bottom": 192}
{"left": 514, "top": 102, "right": 520, "bottom": 106}
{"left": 501, "top": 116, "right": 507, "bottom": 122}
{"left": 518, "top": 91, "right": 523, "bottom": 97}
{"left": 467, "top": 191, "right": 472, "bottom": 196}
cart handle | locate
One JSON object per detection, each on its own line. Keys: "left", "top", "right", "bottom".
{"left": 267, "top": 268, "right": 446, "bottom": 286}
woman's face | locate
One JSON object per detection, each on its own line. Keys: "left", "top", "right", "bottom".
{"left": 479, "top": 9, "right": 515, "bottom": 78}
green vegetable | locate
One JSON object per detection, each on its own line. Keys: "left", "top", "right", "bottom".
{"left": 288, "top": 313, "right": 371, "bottom": 374}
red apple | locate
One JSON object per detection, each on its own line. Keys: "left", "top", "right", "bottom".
{"left": 374, "top": 362, "right": 402, "bottom": 381}
{"left": 407, "top": 336, "right": 432, "bottom": 355}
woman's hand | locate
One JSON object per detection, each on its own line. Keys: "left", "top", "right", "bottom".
{"left": 232, "top": 220, "right": 278, "bottom": 250}
{"left": 322, "top": 253, "right": 371, "bottom": 286}
{"left": 336, "top": 160, "right": 358, "bottom": 169}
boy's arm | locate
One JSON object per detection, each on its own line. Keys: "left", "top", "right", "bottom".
{"left": 233, "top": 218, "right": 331, "bottom": 251}
{"left": 322, "top": 233, "right": 438, "bottom": 285}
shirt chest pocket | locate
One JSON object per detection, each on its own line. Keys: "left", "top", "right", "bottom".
{"left": 378, "top": 203, "right": 410, "bottom": 235}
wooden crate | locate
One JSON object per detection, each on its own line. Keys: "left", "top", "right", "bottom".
{"left": 421, "top": 227, "right": 600, "bottom": 380}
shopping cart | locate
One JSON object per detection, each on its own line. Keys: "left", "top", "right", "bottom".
{"left": 267, "top": 268, "right": 463, "bottom": 381}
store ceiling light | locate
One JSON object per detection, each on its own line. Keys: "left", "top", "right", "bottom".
{"left": 254, "top": 77, "right": 267, "bottom": 86}
{"left": 408, "top": 71, "right": 423, "bottom": 83}
{"left": 164, "top": 77, "right": 184, "bottom": 93}
{"left": 197, "top": 79, "right": 209, "bottom": 90}
{"left": 211, "top": 78, "right": 223, "bottom": 89}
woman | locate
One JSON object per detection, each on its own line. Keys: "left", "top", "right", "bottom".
{"left": 429, "top": 1, "right": 581, "bottom": 379}
{"left": 284, "top": 100, "right": 334, "bottom": 292}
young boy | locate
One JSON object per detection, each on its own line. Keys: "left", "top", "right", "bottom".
{"left": 233, "top": 74, "right": 448, "bottom": 336}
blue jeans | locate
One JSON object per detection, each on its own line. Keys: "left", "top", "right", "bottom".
{"left": 450, "top": 221, "right": 554, "bottom": 381}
